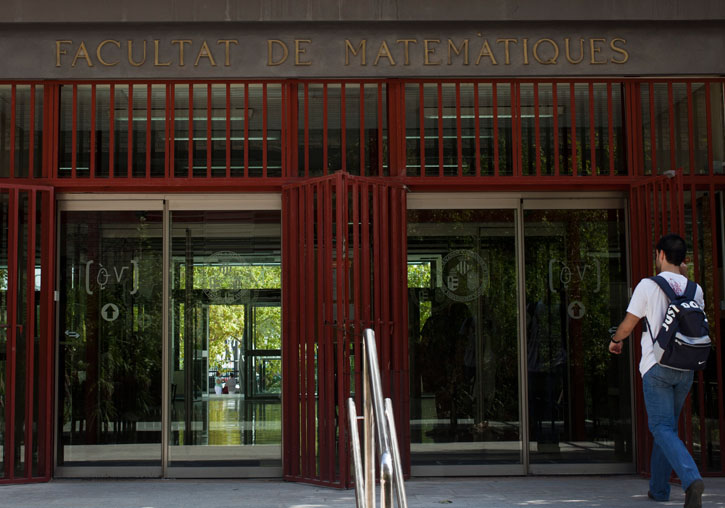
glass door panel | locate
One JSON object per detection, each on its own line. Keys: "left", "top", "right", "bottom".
{"left": 168, "top": 210, "right": 281, "bottom": 472}
{"left": 408, "top": 208, "right": 521, "bottom": 472}
{"left": 57, "top": 209, "right": 163, "bottom": 470}
{"left": 523, "top": 207, "right": 633, "bottom": 468}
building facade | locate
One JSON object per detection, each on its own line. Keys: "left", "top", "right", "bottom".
{"left": 0, "top": 0, "right": 724, "bottom": 487}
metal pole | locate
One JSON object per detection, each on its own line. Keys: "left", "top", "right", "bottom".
{"left": 348, "top": 399, "right": 366, "bottom": 508}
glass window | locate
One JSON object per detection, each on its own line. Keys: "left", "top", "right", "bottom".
{"left": 57, "top": 210, "right": 163, "bottom": 467}
{"left": 408, "top": 208, "right": 521, "bottom": 466}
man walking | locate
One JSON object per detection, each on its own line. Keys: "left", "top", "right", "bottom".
{"left": 610, "top": 233, "right": 705, "bottom": 508}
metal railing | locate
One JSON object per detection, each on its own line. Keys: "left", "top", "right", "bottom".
{"left": 347, "top": 328, "right": 408, "bottom": 508}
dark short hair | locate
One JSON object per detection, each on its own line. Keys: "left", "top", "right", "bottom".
{"left": 656, "top": 233, "right": 687, "bottom": 265}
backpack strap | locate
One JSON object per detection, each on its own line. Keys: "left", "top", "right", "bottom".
{"left": 649, "top": 275, "right": 678, "bottom": 301}
{"left": 684, "top": 280, "right": 697, "bottom": 300}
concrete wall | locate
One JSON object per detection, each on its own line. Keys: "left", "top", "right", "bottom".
{"left": 2, "top": 0, "right": 725, "bottom": 23}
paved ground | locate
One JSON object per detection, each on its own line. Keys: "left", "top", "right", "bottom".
{"left": 2, "top": 476, "right": 724, "bottom": 508}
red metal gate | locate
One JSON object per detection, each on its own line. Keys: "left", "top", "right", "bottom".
{"left": 0, "top": 184, "right": 55, "bottom": 483}
{"left": 629, "top": 171, "right": 687, "bottom": 474}
{"left": 282, "top": 171, "right": 408, "bottom": 487}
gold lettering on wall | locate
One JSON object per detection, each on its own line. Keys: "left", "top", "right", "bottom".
{"left": 154, "top": 39, "right": 171, "bottom": 66}
{"left": 52, "top": 35, "right": 632, "bottom": 71}
{"left": 295, "top": 39, "right": 312, "bottom": 66}
{"left": 55, "top": 40, "right": 72, "bottom": 67}
{"left": 564, "top": 38, "right": 584, "bottom": 64}
{"left": 610, "top": 38, "right": 629, "bottom": 64}
{"left": 217, "top": 39, "right": 239, "bottom": 66}
{"left": 194, "top": 40, "right": 217, "bottom": 66}
{"left": 448, "top": 39, "right": 469, "bottom": 65}
{"left": 475, "top": 39, "right": 497, "bottom": 65}
{"left": 496, "top": 38, "right": 517, "bottom": 65}
{"left": 127, "top": 40, "right": 147, "bottom": 67}
{"left": 171, "top": 39, "right": 192, "bottom": 66}
{"left": 97, "top": 39, "right": 121, "bottom": 66}
{"left": 396, "top": 39, "right": 417, "bottom": 65}
{"left": 268, "top": 40, "right": 289, "bottom": 66}
{"left": 533, "top": 38, "right": 559, "bottom": 65}
{"left": 589, "top": 38, "right": 607, "bottom": 64}
{"left": 345, "top": 39, "right": 367, "bottom": 66}
{"left": 424, "top": 39, "right": 441, "bottom": 65}
{"left": 374, "top": 40, "right": 396, "bottom": 66}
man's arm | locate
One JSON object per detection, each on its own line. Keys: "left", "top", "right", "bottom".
{"left": 609, "top": 312, "right": 641, "bottom": 355}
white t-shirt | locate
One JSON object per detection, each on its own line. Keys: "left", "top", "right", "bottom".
{"left": 626, "top": 271, "right": 705, "bottom": 377}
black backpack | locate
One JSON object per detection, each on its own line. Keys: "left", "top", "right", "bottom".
{"left": 645, "top": 276, "right": 712, "bottom": 371}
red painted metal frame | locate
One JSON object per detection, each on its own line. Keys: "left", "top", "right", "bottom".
{"left": 0, "top": 184, "right": 54, "bottom": 484}
{"left": 282, "top": 172, "right": 408, "bottom": 487}
{"left": 3, "top": 77, "right": 725, "bottom": 481}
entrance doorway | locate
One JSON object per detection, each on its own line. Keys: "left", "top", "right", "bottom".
{"left": 407, "top": 193, "right": 634, "bottom": 475}
{"left": 55, "top": 195, "right": 281, "bottom": 478}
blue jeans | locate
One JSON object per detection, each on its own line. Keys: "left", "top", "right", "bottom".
{"left": 643, "top": 364, "right": 702, "bottom": 501}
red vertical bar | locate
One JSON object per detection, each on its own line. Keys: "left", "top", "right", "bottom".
{"left": 455, "top": 82, "right": 463, "bottom": 176}
{"left": 308, "top": 182, "right": 318, "bottom": 478}
{"left": 419, "top": 83, "right": 425, "bottom": 176}
{"left": 534, "top": 82, "right": 541, "bottom": 176}
{"left": 71, "top": 84, "right": 77, "bottom": 178}
{"left": 377, "top": 83, "right": 384, "bottom": 176}
{"left": 128, "top": 84, "right": 134, "bottom": 177}
{"left": 570, "top": 83, "right": 577, "bottom": 177}
{"left": 304, "top": 83, "right": 309, "bottom": 177}
{"left": 474, "top": 82, "right": 481, "bottom": 176}
{"left": 6, "top": 189, "right": 18, "bottom": 479}
{"left": 649, "top": 82, "right": 657, "bottom": 174}
{"left": 244, "top": 84, "right": 249, "bottom": 177}
{"left": 341, "top": 84, "right": 347, "bottom": 173}
{"left": 360, "top": 84, "right": 366, "bottom": 175}
{"left": 607, "top": 83, "right": 615, "bottom": 176}
{"left": 225, "top": 84, "right": 231, "bottom": 178}
{"left": 323, "top": 84, "right": 328, "bottom": 175}
{"left": 28, "top": 85, "right": 35, "bottom": 178}
{"left": 589, "top": 82, "right": 596, "bottom": 175}
{"left": 493, "top": 83, "right": 500, "bottom": 177}
{"left": 89, "top": 85, "right": 96, "bottom": 178}
{"left": 108, "top": 84, "right": 116, "bottom": 179}
{"left": 513, "top": 82, "right": 521, "bottom": 176}
{"left": 9, "top": 85, "right": 16, "bottom": 179}
{"left": 686, "top": 83, "right": 695, "bottom": 176}
{"left": 262, "top": 83, "right": 268, "bottom": 178}
{"left": 668, "top": 83, "right": 676, "bottom": 172}
{"left": 166, "top": 84, "right": 173, "bottom": 179}
{"left": 553, "top": 82, "right": 560, "bottom": 176}
{"left": 705, "top": 83, "right": 714, "bottom": 177}
{"left": 41, "top": 189, "right": 54, "bottom": 478}
{"left": 188, "top": 83, "right": 193, "bottom": 178}
{"left": 206, "top": 83, "right": 212, "bottom": 178}
{"left": 323, "top": 178, "right": 334, "bottom": 480}
{"left": 708, "top": 183, "right": 725, "bottom": 472}
{"left": 380, "top": 185, "right": 391, "bottom": 390}
{"left": 146, "top": 84, "right": 152, "bottom": 179}
{"left": 281, "top": 187, "right": 291, "bottom": 477}
{"left": 24, "top": 190, "right": 37, "bottom": 478}
{"left": 437, "top": 83, "right": 443, "bottom": 176}
{"left": 361, "top": 181, "right": 371, "bottom": 326}
{"left": 298, "top": 184, "right": 308, "bottom": 478}
{"left": 337, "top": 176, "right": 349, "bottom": 483}
{"left": 352, "top": 182, "right": 362, "bottom": 416}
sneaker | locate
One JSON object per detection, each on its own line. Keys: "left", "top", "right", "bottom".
{"left": 648, "top": 491, "right": 667, "bottom": 502}
{"left": 684, "top": 479, "right": 704, "bottom": 508}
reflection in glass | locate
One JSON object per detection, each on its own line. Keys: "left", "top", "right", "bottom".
{"left": 408, "top": 209, "right": 520, "bottom": 466}
{"left": 169, "top": 211, "right": 281, "bottom": 467}
{"left": 58, "top": 211, "right": 163, "bottom": 466}
{"left": 524, "top": 209, "right": 632, "bottom": 464}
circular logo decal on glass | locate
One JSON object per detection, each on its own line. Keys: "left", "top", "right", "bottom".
{"left": 441, "top": 249, "right": 489, "bottom": 302}
{"left": 201, "top": 251, "right": 251, "bottom": 304}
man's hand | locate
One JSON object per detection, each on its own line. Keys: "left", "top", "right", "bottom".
{"left": 609, "top": 340, "right": 623, "bottom": 355}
